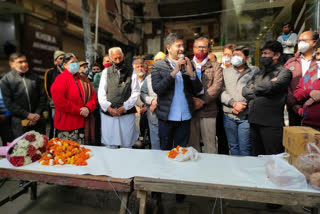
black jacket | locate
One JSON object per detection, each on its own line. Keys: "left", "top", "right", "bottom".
{"left": 0, "top": 70, "right": 46, "bottom": 119}
{"left": 242, "top": 63, "right": 292, "bottom": 127}
{"left": 44, "top": 65, "right": 62, "bottom": 99}
{"left": 151, "top": 58, "right": 203, "bottom": 121}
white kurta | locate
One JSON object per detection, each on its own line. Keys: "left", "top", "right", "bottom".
{"left": 98, "top": 68, "right": 140, "bottom": 147}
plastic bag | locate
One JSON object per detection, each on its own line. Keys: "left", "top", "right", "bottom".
{"left": 264, "top": 153, "right": 307, "bottom": 189}
{"left": 294, "top": 143, "right": 320, "bottom": 181}
{"left": 167, "top": 146, "right": 199, "bottom": 162}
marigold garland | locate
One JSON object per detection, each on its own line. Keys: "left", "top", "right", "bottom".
{"left": 167, "top": 145, "right": 188, "bottom": 159}
{"left": 38, "top": 138, "right": 92, "bottom": 166}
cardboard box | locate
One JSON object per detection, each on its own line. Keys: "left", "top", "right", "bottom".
{"left": 283, "top": 126, "right": 320, "bottom": 164}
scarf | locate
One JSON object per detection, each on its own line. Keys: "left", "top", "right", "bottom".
{"left": 78, "top": 73, "right": 95, "bottom": 145}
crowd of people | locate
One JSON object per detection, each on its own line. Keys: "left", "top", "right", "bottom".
{"left": 0, "top": 26, "right": 320, "bottom": 158}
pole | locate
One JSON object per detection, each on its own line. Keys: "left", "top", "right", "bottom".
{"left": 81, "top": 0, "right": 93, "bottom": 67}
{"left": 94, "top": 0, "right": 99, "bottom": 61}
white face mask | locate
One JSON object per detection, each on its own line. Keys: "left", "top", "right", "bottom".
{"left": 15, "top": 67, "right": 27, "bottom": 74}
{"left": 231, "top": 56, "right": 243, "bottom": 67}
{"left": 298, "top": 41, "right": 310, "bottom": 53}
{"left": 222, "top": 56, "right": 231, "bottom": 65}
{"left": 137, "top": 71, "right": 145, "bottom": 77}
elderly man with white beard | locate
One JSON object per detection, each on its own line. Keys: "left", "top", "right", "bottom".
{"left": 133, "top": 58, "right": 148, "bottom": 138}
{"left": 98, "top": 47, "right": 140, "bottom": 148}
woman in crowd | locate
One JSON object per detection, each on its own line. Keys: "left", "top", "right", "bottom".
{"left": 51, "top": 53, "right": 97, "bottom": 144}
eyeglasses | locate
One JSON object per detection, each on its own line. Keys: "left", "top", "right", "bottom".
{"left": 297, "top": 39, "right": 314, "bottom": 43}
{"left": 194, "top": 46, "right": 208, "bottom": 49}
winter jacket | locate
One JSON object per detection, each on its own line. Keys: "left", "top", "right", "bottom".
{"left": 51, "top": 69, "right": 97, "bottom": 131}
{"left": 0, "top": 70, "right": 46, "bottom": 119}
{"left": 277, "top": 32, "right": 297, "bottom": 54}
{"left": 242, "top": 64, "right": 292, "bottom": 127}
{"left": 194, "top": 60, "right": 223, "bottom": 118}
{"left": 151, "top": 58, "right": 203, "bottom": 121}
{"left": 284, "top": 53, "right": 318, "bottom": 109}
{"left": 294, "top": 78, "right": 320, "bottom": 127}
{"left": 220, "top": 65, "right": 257, "bottom": 120}
{"left": 44, "top": 65, "right": 63, "bottom": 99}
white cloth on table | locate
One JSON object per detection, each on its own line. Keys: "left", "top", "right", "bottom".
{"left": 98, "top": 67, "right": 140, "bottom": 147}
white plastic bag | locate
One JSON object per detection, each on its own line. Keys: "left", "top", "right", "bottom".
{"left": 263, "top": 153, "right": 307, "bottom": 189}
{"left": 294, "top": 143, "right": 320, "bottom": 181}
{"left": 168, "top": 146, "right": 199, "bottom": 162}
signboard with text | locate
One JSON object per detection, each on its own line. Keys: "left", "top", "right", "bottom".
{"left": 24, "top": 15, "right": 62, "bottom": 75}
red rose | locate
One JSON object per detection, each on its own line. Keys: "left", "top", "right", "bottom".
{"left": 39, "top": 146, "right": 46, "bottom": 153}
{"left": 25, "top": 134, "right": 36, "bottom": 142}
{"left": 9, "top": 156, "right": 25, "bottom": 167}
{"left": 31, "top": 154, "right": 42, "bottom": 162}
{"left": 27, "top": 145, "right": 36, "bottom": 157}
{"left": 42, "top": 135, "right": 48, "bottom": 148}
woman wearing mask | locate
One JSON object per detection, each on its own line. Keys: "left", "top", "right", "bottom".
{"left": 51, "top": 53, "right": 97, "bottom": 144}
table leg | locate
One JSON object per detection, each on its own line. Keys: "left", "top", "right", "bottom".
{"left": 137, "top": 190, "right": 147, "bottom": 214}
{"left": 30, "top": 182, "right": 37, "bottom": 200}
{"left": 120, "top": 192, "right": 129, "bottom": 214}
{"left": 311, "top": 208, "right": 319, "bottom": 214}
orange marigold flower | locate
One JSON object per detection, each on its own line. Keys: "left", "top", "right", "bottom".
{"left": 39, "top": 138, "right": 91, "bottom": 166}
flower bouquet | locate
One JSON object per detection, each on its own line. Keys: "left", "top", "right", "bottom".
{"left": 0, "top": 131, "right": 48, "bottom": 167}
{"left": 166, "top": 145, "right": 199, "bottom": 162}
{"left": 39, "top": 138, "right": 92, "bottom": 166}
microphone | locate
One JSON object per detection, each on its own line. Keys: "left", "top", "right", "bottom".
{"left": 178, "top": 54, "right": 186, "bottom": 73}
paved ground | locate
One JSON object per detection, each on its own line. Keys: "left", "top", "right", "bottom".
{"left": 0, "top": 178, "right": 313, "bottom": 214}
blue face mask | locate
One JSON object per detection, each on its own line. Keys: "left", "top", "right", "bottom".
{"left": 68, "top": 62, "right": 80, "bottom": 74}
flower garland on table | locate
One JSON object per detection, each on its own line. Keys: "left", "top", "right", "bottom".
{"left": 167, "top": 145, "right": 188, "bottom": 159}
{"left": 39, "top": 138, "right": 92, "bottom": 166}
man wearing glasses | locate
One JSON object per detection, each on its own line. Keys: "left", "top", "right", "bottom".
{"left": 188, "top": 37, "right": 223, "bottom": 153}
{"left": 284, "top": 31, "right": 319, "bottom": 126}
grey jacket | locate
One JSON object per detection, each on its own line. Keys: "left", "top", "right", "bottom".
{"left": 140, "top": 74, "right": 158, "bottom": 125}
{"left": 220, "top": 65, "right": 257, "bottom": 120}
{"left": 277, "top": 32, "right": 298, "bottom": 54}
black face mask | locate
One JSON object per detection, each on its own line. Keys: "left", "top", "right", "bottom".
{"left": 113, "top": 60, "right": 124, "bottom": 69}
{"left": 260, "top": 57, "right": 273, "bottom": 67}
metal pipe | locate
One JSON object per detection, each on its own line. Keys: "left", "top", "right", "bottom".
{"left": 94, "top": 0, "right": 99, "bottom": 61}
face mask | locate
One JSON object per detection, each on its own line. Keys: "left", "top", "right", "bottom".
{"left": 60, "top": 64, "right": 64, "bottom": 69}
{"left": 104, "top": 62, "right": 112, "bottom": 68}
{"left": 137, "top": 71, "right": 145, "bottom": 77}
{"left": 194, "top": 52, "right": 208, "bottom": 61}
{"left": 81, "top": 68, "right": 89, "bottom": 75}
{"left": 298, "top": 41, "right": 310, "bottom": 53}
{"left": 260, "top": 57, "right": 273, "bottom": 67}
{"left": 15, "top": 67, "right": 27, "bottom": 74}
{"left": 222, "top": 56, "right": 231, "bottom": 65}
{"left": 113, "top": 60, "right": 124, "bottom": 69}
{"left": 231, "top": 56, "right": 243, "bottom": 67}
{"left": 68, "top": 62, "right": 80, "bottom": 74}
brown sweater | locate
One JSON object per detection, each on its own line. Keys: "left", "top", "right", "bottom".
{"left": 194, "top": 60, "right": 223, "bottom": 118}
